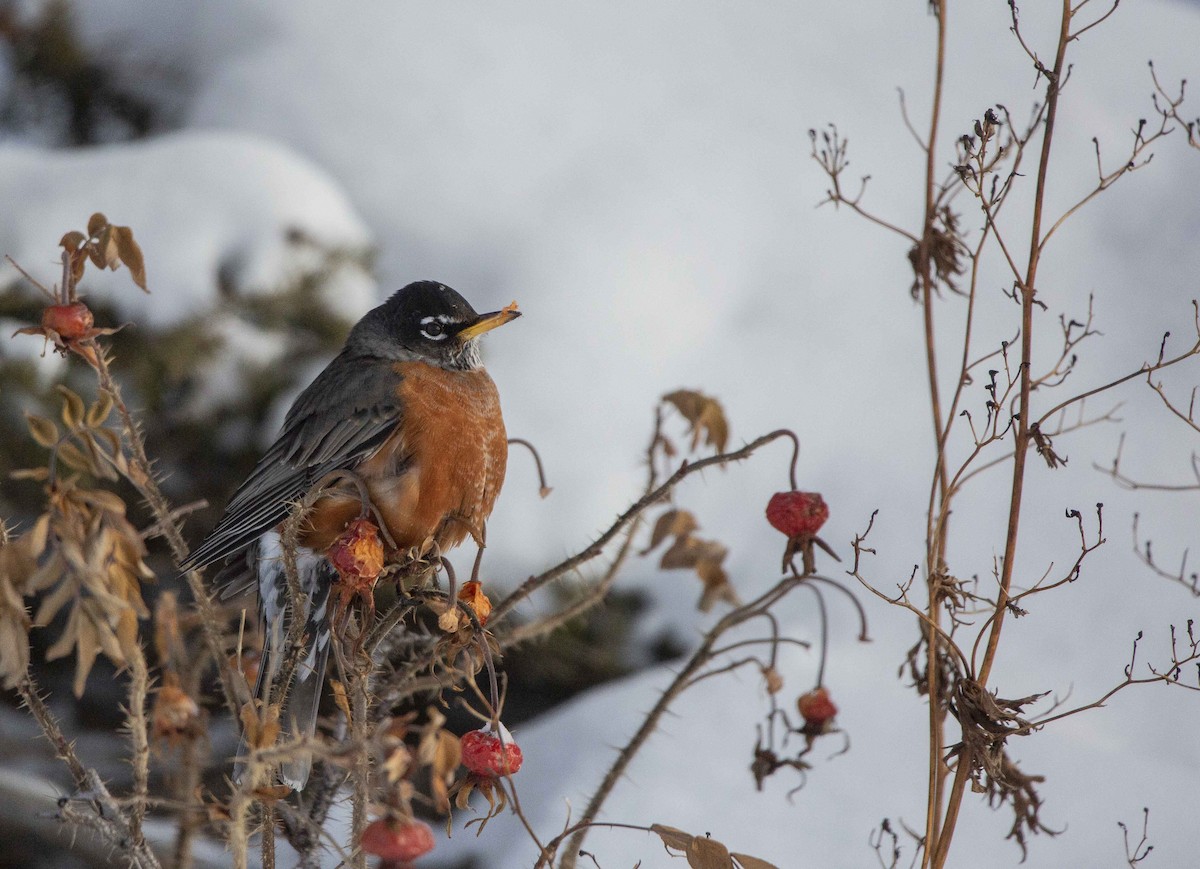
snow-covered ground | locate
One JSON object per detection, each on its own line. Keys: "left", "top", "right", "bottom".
{"left": 5, "top": 2, "right": 1200, "bottom": 867}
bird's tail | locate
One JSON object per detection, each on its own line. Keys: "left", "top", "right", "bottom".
{"left": 236, "top": 533, "right": 334, "bottom": 791}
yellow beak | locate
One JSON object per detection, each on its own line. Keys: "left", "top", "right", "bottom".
{"left": 457, "top": 302, "right": 521, "bottom": 340}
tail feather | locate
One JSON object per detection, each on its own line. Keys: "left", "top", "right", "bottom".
{"left": 235, "top": 531, "right": 334, "bottom": 791}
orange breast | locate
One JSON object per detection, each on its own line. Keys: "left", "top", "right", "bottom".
{"left": 299, "top": 362, "right": 508, "bottom": 556}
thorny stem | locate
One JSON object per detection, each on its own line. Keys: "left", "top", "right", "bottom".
{"left": 922, "top": 1, "right": 950, "bottom": 861}
{"left": 18, "top": 672, "right": 161, "bottom": 868}
{"left": 127, "top": 644, "right": 152, "bottom": 848}
{"left": 932, "top": 4, "right": 1073, "bottom": 867}
{"left": 491, "top": 429, "right": 799, "bottom": 624}
{"left": 556, "top": 576, "right": 804, "bottom": 869}
{"left": 170, "top": 729, "right": 207, "bottom": 869}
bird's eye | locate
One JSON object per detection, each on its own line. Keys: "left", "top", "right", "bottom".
{"left": 420, "top": 318, "right": 448, "bottom": 340}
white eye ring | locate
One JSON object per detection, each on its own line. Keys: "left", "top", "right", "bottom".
{"left": 420, "top": 315, "right": 453, "bottom": 341}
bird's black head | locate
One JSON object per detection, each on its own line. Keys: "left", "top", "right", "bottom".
{"left": 347, "top": 281, "right": 520, "bottom": 369}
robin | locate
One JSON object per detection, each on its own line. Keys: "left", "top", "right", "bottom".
{"left": 183, "top": 280, "right": 520, "bottom": 789}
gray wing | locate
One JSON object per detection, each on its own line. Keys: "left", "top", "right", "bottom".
{"left": 183, "top": 351, "right": 405, "bottom": 572}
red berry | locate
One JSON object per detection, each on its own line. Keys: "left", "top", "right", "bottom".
{"left": 460, "top": 722, "right": 523, "bottom": 776}
{"left": 798, "top": 687, "right": 838, "bottom": 727}
{"left": 360, "top": 817, "right": 435, "bottom": 862}
{"left": 41, "top": 302, "right": 94, "bottom": 340}
{"left": 766, "top": 491, "right": 829, "bottom": 538}
{"left": 328, "top": 517, "right": 384, "bottom": 581}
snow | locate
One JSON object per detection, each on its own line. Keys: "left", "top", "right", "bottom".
{"left": 4, "top": 1, "right": 1200, "bottom": 867}
{"left": 0, "top": 131, "right": 375, "bottom": 327}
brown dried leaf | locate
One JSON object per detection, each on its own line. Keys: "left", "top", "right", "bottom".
{"left": 10, "top": 468, "right": 50, "bottom": 482}
{"left": 761, "top": 666, "right": 784, "bottom": 695}
{"left": 115, "top": 606, "right": 139, "bottom": 660}
{"left": 456, "top": 580, "right": 492, "bottom": 626}
{"left": 688, "top": 835, "right": 734, "bottom": 869}
{"left": 650, "top": 824, "right": 695, "bottom": 852}
{"left": 56, "top": 441, "right": 95, "bottom": 474}
{"left": 25, "top": 414, "right": 60, "bottom": 448}
{"left": 70, "top": 250, "right": 86, "bottom": 285}
{"left": 642, "top": 509, "right": 699, "bottom": 555}
{"left": 663, "top": 390, "right": 729, "bottom": 453}
{"left": 113, "top": 226, "right": 148, "bottom": 291}
{"left": 660, "top": 536, "right": 726, "bottom": 571}
{"left": 383, "top": 743, "right": 411, "bottom": 783}
{"left": 86, "top": 391, "right": 114, "bottom": 428}
{"left": 437, "top": 603, "right": 461, "bottom": 633}
{"left": 58, "top": 385, "right": 85, "bottom": 429}
{"left": 423, "top": 728, "right": 462, "bottom": 777}
{"left": 101, "top": 229, "right": 120, "bottom": 271}
{"left": 330, "top": 678, "right": 352, "bottom": 722}
{"left": 424, "top": 729, "right": 461, "bottom": 814}
{"left": 696, "top": 558, "right": 740, "bottom": 612}
{"left": 86, "top": 238, "right": 107, "bottom": 270}
{"left": 33, "top": 576, "right": 76, "bottom": 628}
{"left": 60, "top": 231, "right": 86, "bottom": 252}
{"left": 71, "top": 615, "right": 100, "bottom": 697}
{"left": 652, "top": 825, "right": 736, "bottom": 867}
{"left": 240, "top": 701, "right": 281, "bottom": 749}
{"left": 732, "top": 854, "right": 781, "bottom": 869}
{"left": 87, "top": 213, "right": 108, "bottom": 238}
{"left": 253, "top": 785, "right": 292, "bottom": 803}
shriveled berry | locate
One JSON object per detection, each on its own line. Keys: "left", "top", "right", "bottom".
{"left": 460, "top": 722, "right": 523, "bottom": 776}
{"left": 766, "top": 491, "right": 829, "bottom": 538}
{"left": 360, "top": 817, "right": 435, "bottom": 862}
{"left": 798, "top": 686, "right": 838, "bottom": 728}
{"left": 41, "top": 302, "right": 94, "bottom": 340}
{"left": 329, "top": 517, "right": 384, "bottom": 581}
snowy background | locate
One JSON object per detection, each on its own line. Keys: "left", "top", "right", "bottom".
{"left": 3, "top": 1, "right": 1200, "bottom": 867}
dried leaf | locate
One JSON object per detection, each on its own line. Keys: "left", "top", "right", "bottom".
{"left": 115, "top": 606, "right": 139, "bottom": 660}
{"left": 660, "top": 535, "right": 726, "bottom": 570}
{"left": 86, "top": 391, "right": 114, "bottom": 427}
{"left": 253, "top": 785, "right": 292, "bottom": 803}
{"left": 761, "top": 666, "right": 784, "bottom": 695}
{"left": 642, "top": 509, "right": 699, "bottom": 555}
{"left": 34, "top": 574, "right": 77, "bottom": 627}
{"left": 732, "top": 855, "right": 781, "bottom": 869}
{"left": 663, "top": 390, "right": 729, "bottom": 453}
{"left": 651, "top": 825, "right": 741, "bottom": 869}
{"left": 422, "top": 727, "right": 461, "bottom": 772}
{"left": 70, "top": 250, "right": 86, "bottom": 285}
{"left": 101, "top": 228, "right": 120, "bottom": 271}
{"left": 56, "top": 441, "right": 96, "bottom": 474}
{"left": 57, "top": 385, "right": 85, "bottom": 429}
{"left": 113, "top": 225, "right": 148, "bottom": 291}
{"left": 437, "top": 603, "right": 461, "bottom": 633}
{"left": 330, "top": 678, "right": 352, "bottom": 722}
{"left": 457, "top": 580, "right": 492, "bottom": 626}
{"left": 26, "top": 514, "right": 51, "bottom": 559}
{"left": 650, "top": 824, "right": 695, "bottom": 852}
{"left": 87, "top": 213, "right": 108, "bottom": 238}
{"left": 60, "top": 231, "right": 86, "bottom": 252}
{"left": 25, "top": 414, "right": 60, "bottom": 448}
{"left": 10, "top": 468, "right": 50, "bottom": 482}
{"left": 688, "top": 836, "right": 733, "bottom": 869}
{"left": 240, "top": 701, "right": 281, "bottom": 749}
{"left": 86, "top": 238, "right": 108, "bottom": 270}
{"left": 71, "top": 615, "right": 100, "bottom": 697}
{"left": 696, "top": 559, "right": 740, "bottom": 613}
{"left": 383, "top": 743, "right": 411, "bottom": 783}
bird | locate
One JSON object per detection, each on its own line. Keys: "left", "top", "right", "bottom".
{"left": 183, "top": 280, "right": 520, "bottom": 789}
